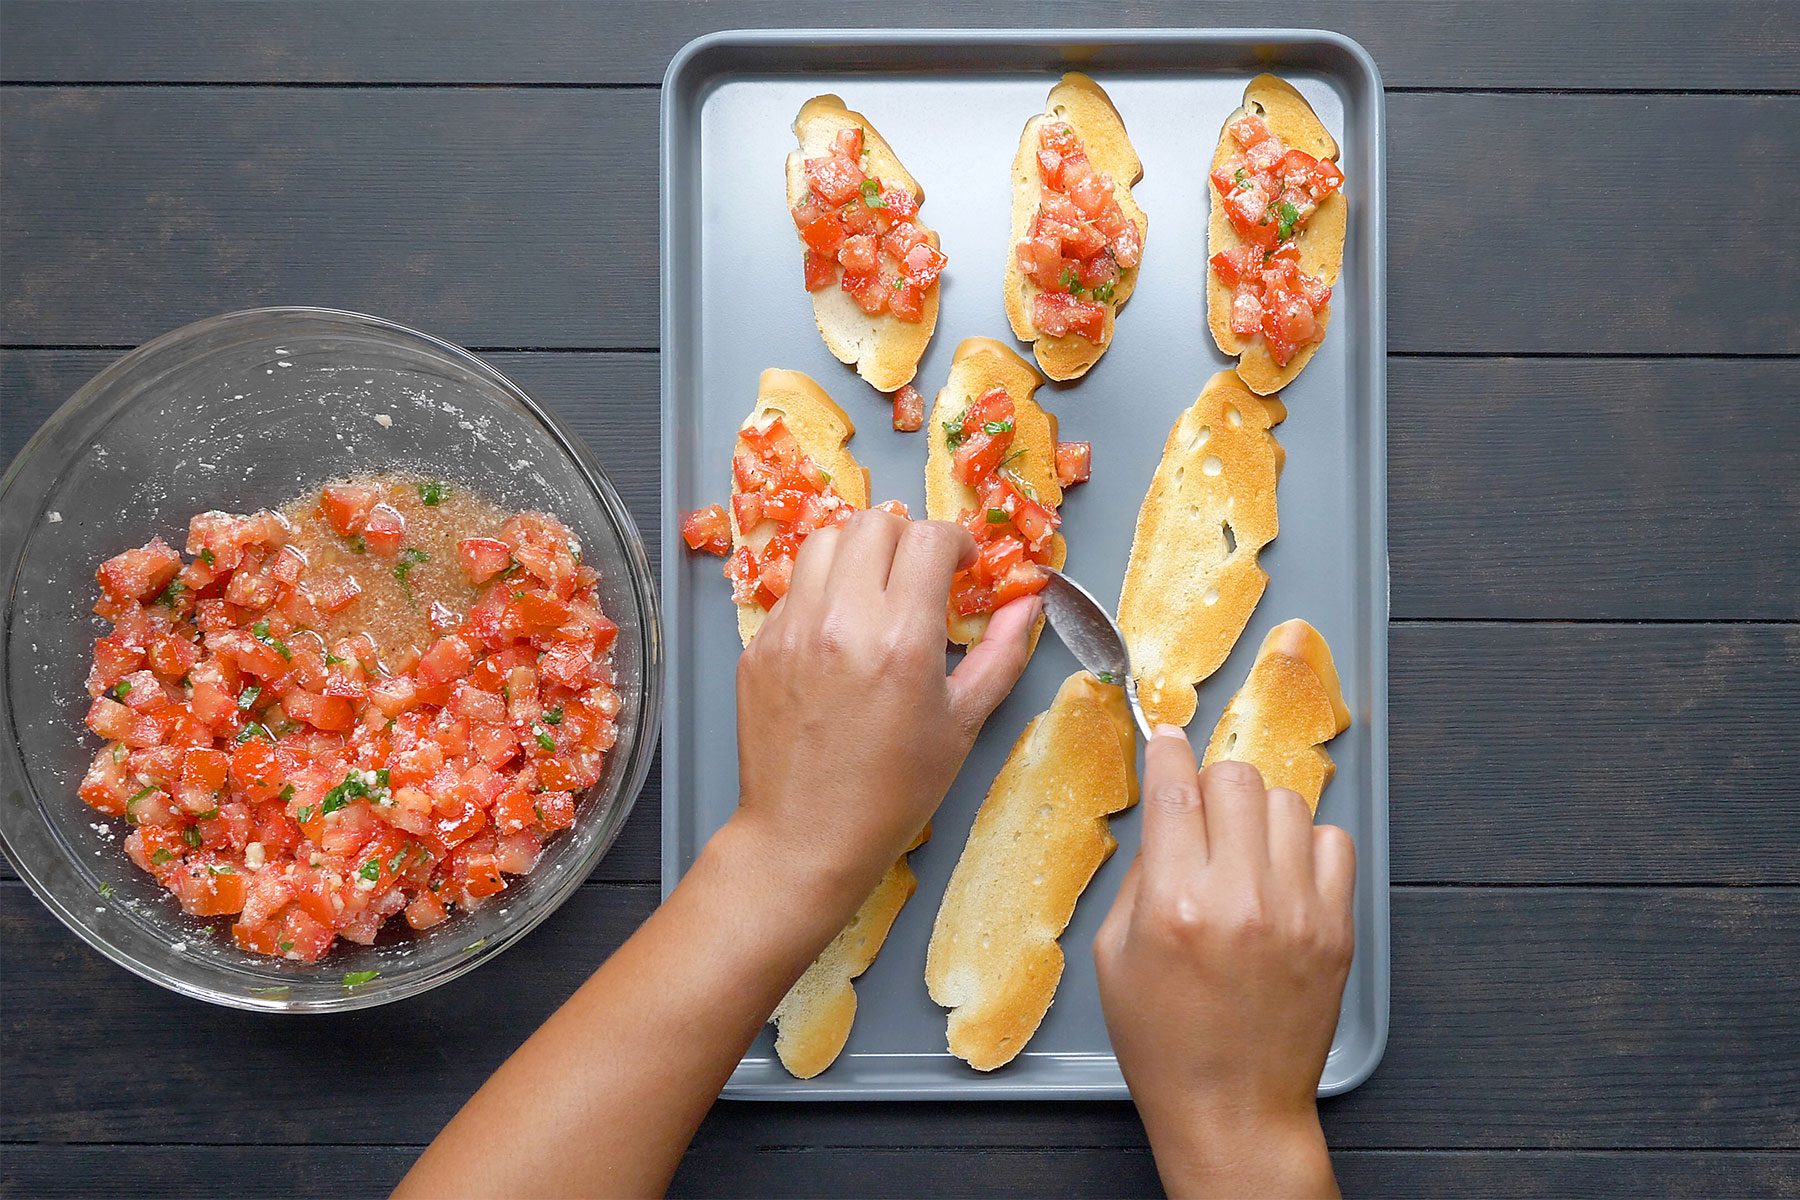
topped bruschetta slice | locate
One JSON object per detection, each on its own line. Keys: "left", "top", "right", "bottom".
{"left": 788, "top": 96, "right": 947, "bottom": 393}
{"left": 1005, "top": 73, "right": 1148, "bottom": 381}
{"left": 1207, "top": 74, "right": 1347, "bottom": 395}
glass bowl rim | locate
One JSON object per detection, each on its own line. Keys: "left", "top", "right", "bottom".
{"left": 0, "top": 305, "right": 663, "bottom": 1012}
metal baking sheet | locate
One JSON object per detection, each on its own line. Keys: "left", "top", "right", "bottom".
{"left": 660, "top": 29, "right": 1387, "bottom": 1100}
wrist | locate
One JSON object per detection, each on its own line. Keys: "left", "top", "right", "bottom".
{"left": 706, "top": 813, "right": 877, "bottom": 936}
{"left": 1141, "top": 1093, "right": 1333, "bottom": 1199}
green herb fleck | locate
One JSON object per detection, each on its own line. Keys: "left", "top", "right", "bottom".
{"left": 542, "top": 706, "right": 564, "bottom": 726}
{"left": 196, "top": 808, "right": 220, "bottom": 821}
{"left": 198, "top": 548, "right": 216, "bottom": 566}
{"left": 393, "top": 547, "right": 430, "bottom": 600}
{"left": 1096, "top": 670, "right": 1117, "bottom": 684}
{"left": 388, "top": 849, "right": 408, "bottom": 873}
{"left": 295, "top": 805, "right": 314, "bottom": 824}
{"left": 986, "top": 508, "right": 1010, "bottom": 524}
{"left": 1059, "top": 266, "right": 1084, "bottom": 296}
{"left": 535, "top": 729, "right": 556, "bottom": 752}
{"left": 97, "top": 881, "right": 115, "bottom": 898}
{"left": 182, "top": 826, "right": 201, "bottom": 848}
{"left": 463, "top": 938, "right": 488, "bottom": 955}
{"left": 859, "top": 178, "right": 887, "bottom": 208}
{"left": 151, "top": 848, "right": 175, "bottom": 865}
{"left": 111, "top": 680, "right": 133, "bottom": 699}
{"left": 375, "top": 768, "right": 390, "bottom": 789}
{"left": 278, "top": 939, "right": 296, "bottom": 953}
{"left": 1234, "top": 167, "right": 1248, "bottom": 186}
{"left": 324, "top": 652, "right": 347, "bottom": 667}
{"left": 158, "top": 579, "right": 186, "bottom": 607}
{"left": 358, "top": 858, "right": 381, "bottom": 882}
{"left": 127, "top": 786, "right": 154, "bottom": 807}
{"left": 418, "top": 480, "right": 450, "bottom": 506}
{"left": 207, "top": 863, "right": 234, "bottom": 875}
{"left": 235, "top": 722, "right": 274, "bottom": 745}
{"left": 943, "top": 408, "right": 969, "bottom": 451}
{"left": 279, "top": 784, "right": 295, "bottom": 802}
{"left": 1276, "top": 200, "right": 1300, "bottom": 240}
{"left": 238, "top": 684, "right": 261, "bottom": 711}
{"left": 982, "top": 419, "right": 1014, "bottom": 436}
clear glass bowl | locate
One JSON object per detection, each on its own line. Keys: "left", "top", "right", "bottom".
{"left": 0, "top": 308, "right": 661, "bottom": 1010}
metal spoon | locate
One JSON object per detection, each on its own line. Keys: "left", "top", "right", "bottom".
{"left": 1038, "top": 568, "right": 1154, "bottom": 742}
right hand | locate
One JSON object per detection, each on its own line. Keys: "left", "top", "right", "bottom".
{"left": 1094, "top": 728, "right": 1355, "bottom": 1198}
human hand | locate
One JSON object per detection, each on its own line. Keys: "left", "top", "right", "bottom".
{"left": 730, "top": 511, "right": 1038, "bottom": 913}
{"left": 1094, "top": 729, "right": 1355, "bottom": 1199}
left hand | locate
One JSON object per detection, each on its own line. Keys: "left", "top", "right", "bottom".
{"left": 731, "top": 510, "right": 1038, "bottom": 907}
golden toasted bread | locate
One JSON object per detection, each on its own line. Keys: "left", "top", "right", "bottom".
{"left": 730, "top": 369, "right": 870, "bottom": 647}
{"left": 771, "top": 827, "right": 929, "bottom": 1078}
{"left": 788, "top": 95, "right": 941, "bottom": 392}
{"left": 1117, "top": 370, "right": 1286, "bottom": 727}
{"left": 1207, "top": 74, "right": 1346, "bottom": 395}
{"left": 1203, "top": 620, "right": 1351, "bottom": 811}
{"left": 926, "top": 673, "right": 1138, "bottom": 1071}
{"left": 1004, "top": 73, "right": 1148, "bottom": 381}
{"left": 924, "top": 338, "right": 1064, "bottom": 650}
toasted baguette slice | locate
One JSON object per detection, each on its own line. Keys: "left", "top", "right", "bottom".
{"left": 1117, "top": 370, "right": 1286, "bottom": 727}
{"left": 1207, "top": 74, "right": 1347, "bottom": 395}
{"left": 788, "top": 95, "right": 942, "bottom": 392}
{"left": 926, "top": 673, "right": 1137, "bottom": 1071}
{"left": 1004, "top": 72, "right": 1148, "bottom": 381}
{"left": 730, "top": 369, "right": 870, "bottom": 647}
{"left": 771, "top": 826, "right": 928, "bottom": 1078}
{"left": 1203, "top": 620, "right": 1351, "bottom": 812}
{"left": 924, "top": 338, "right": 1064, "bottom": 649}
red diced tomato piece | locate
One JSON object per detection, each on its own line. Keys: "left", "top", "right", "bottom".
{"left": 805, "top": 153, "right": 864, "bottom": 205}
{"left": 360, "top": 504, "right": 406, "bottom": 556}
{"left": 319, "top": 484, "right": 378, "bottom": 537}
{"left": 892, "top": 385, "right": 925, "bottom": 433}
{"left": 802, "top": 249, "right": 835, "bottom": 291}
{"left": 679, "top": 505, "right": 733, "bottom": 556}
{"left": 1055, "top": 441, "right": 1092, "bottom": 487}
{"left": 456, "top": 537, "right": 513, "bottom": 584}
{"left": 96, "top": 538, "right": 182, "bottom": 602}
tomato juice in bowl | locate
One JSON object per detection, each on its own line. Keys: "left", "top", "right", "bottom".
{"left": 0, "top": 309, "right": 660, "bottom": 1010}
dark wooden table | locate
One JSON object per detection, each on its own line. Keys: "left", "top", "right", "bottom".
{"left": 3, "top": 3, "right": 1797, "bottom": 1196}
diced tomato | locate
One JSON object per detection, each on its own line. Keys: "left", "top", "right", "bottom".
{"left": 892, "top": 385, "right": 925, "bottom": 433}
{"left": 417, "top": 635, "right": 475, "bottom": 686}
{"left": 802, "top": 249, "right": 835, "bottom": 291}
{"left": 900, "top": 242, "right": 947, "bottom": 288}
{"left": 837, "top": 232, "right": 879, "bottom": 273}
{"left": 1055, "top": 441, "right": 1092, "bottom": 487}
{"left": 170, "top": 860, "right": 249, "bottom": 916}
{"left": 360, "top": 504, "right": 406, "bottom": 556}
{"left": 451, "top": 536, "right": 511, "bottom": 585}
{"left": 887, "top": 280, "right": 924, "bottom": 322}
{"left": 805, "top": 153, "right": 865, "bottom": 205}
{"left": 679, "top": 505, "right": 732, "bottom": 556}
{"left": 96, "top": 539, "right": 182, "bottom": 602}
{"left": 319, "top": 484, "right": 378, "bottom": 537}
{"left": 792, "top": 191, "right": 846, "bottom": 256}
{"left": 1032, "top": 291, "right": 1106, "bottom": 341}
{"left": 404, "top": 891, "right": 449, "bottom": 930}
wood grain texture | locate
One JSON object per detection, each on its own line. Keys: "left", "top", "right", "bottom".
{"left": 1390, "top": 359, "right": 1800, "bottom": 621}
{"left": 5, "top": 885, "right": 1796, "bottom": 1148}
{"left": 5, "top": 90, "right": 1799, "bottom": 353}
{"left": 3, "top": 1, "right": 1797, "bottom": 89}
{"left": 4, "top": 1145, "right": 1796, "bottom": 1200}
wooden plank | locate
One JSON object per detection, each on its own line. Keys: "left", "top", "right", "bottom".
{"left": 4, "top": 1, "right": 1797, "bottom": 90}
{"left": 1390, "top": 359, "right": 1800, "bottom": 621}
{"left": 4, "top": 1146, "right": 1795, "bottom": 1200}
{"left": 1390, "top": 623, "right": 1800, "bottom": 885}
{"left": 5, "top": 90, "right": 1799, "bottom": 354}
{"left": 5, "top": 885, "right": 1796, "bottom": 1147}
{"left": 0, "top": 88, "right": 660, "bottom": 350}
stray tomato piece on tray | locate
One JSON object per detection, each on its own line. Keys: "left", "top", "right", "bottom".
{"left": 680, "top": 505, "right": 733, "bottom": 557}
{"left": 1055, "top": 441, "right": 1092, "bottom": 488}
{"left": 892, "top": 385, "right": 925, "bottom": 433}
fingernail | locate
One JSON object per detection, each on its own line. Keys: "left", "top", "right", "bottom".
{"left": 1153, "top": 724, "right": 1186, "bottom": 740}
{"left": 1030, "top": 595, "right": 1046, "bottom": 621}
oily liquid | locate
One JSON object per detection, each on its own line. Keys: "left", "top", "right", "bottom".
{"left": 281, "top": 475, "right": 509, "bottom": 672}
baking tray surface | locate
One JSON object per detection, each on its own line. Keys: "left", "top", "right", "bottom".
{"left": 661, "top": 28, "right": 1387, "bottom": 1100}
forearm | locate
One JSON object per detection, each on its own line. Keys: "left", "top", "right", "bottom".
{"left": 396, "top": 818, "right": 865, "bottom": 1199}
{"left": 1140, "top": 1100, "right": 1337, "bottom": 1200}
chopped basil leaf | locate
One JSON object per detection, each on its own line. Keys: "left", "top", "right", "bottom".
{"left": 358, "top": 858, "right": 380, "bottom": 881}
{"left": 859, "top": 178, "right": 887, "bottom": 208}
{"left": 112, "top": 744, "right": 128, "bottom": 763}
{"left": 1276, "top": 200, "right": 1300, "bottom": 240}
{"left": 295, "top": 805, "right": 314, "bottom": 824}
{"left": 235, "top": 722, "right": 273, "bottom": 744}
{"left": 535, "top": 730, "right": 556, "bottom": 752}
{"left": 127, "top": 786, "right": 153, "bottom": 808}
{"left": 393, "top": 547, "right": 430, "bottom": 600}
{"left": 207, "top": 863, "right": 234, "bottom": 875}
{"left": 1091, "top": 280, "right": 1116, "bottom": 303}
{"left": 1059, "top": 266, "right": 1084, "bottom": 296}
{"left": 98, "top": 881, "right": 115, "bottom": 898}
{"left": 182, "top": 826, "right": 201, "bottom": 848}
{"left": 943, "top": 407, "right": 970, "bottom": 450}
{"left": 418, "top": 480, "right": 450, "bottom": 506}
{"left": 1234, "top": 168, "right": 1248, "bottom": 185}
{"left": 324, "top": 652, "right": 346, "bottom": 667}
{"left": 375, "top": 768, "right": 390, "bottom": 788}
{"left": 348, "top": 534, "right": 367, "bottom": 554}
{"left": 238, "top": 684, "right": 261, "bottom": 711}
{"left": 158, "top": 579, "right": 186, "bottom": 607}
{"left": 982, "top": 420, "right": 1013, "bottom": 436}
{"left": 388, "top": 849, "right": 409, "bottom": 872}
{"left": 112, "top": 680, "right": 133, "bottom": 699}
{"left": 542, "top": 706, "right": 564, "bottom": 725}
{"left": 985, "top": 508, "right": 1010, "bottom": 524}
{"left": 196, "top": 808, "right": 220, "bottom": 821}
{"left": 1096, "top": 670, "right": 1117, "bottom": 684}
{"left": 251, "top": 619, "right": 270, "bottom": 638}
{"left": 198, "top": 548, "right": 215, "bottom": 566}
{"left": 278, "top": 939, "right": 296, "bottom": 953}
{"left": 278, "top": 784, "right": 295, "bottom": 802}
{"left": 150, "top": 848, "right": 175, "bottom": 865}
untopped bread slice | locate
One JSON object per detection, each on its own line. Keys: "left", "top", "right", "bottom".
{"left": 926, "top": 672, "right": 1138, "bottom": 1071}
{"left": 1004, "top": 72, "right": 1148, "bottom": 381}
{"left": 771, "top": 826, "right": 929, "bottom": 1079}
{"left": 924, "top": 337, "right": 1064, "bottom": 650}
{"left": 1206, "top": 73, "right": 1347, "bottom": 395}
{"left": 730, "top": 369, "right": 870, "bottom": 648}
{"left": 788, "top": 95, "right": 942, "bottom": 392}
{"left": 1117, "top": 370, "right": 1286, "bottom": 727}
{"left": 1203, "top": 619, "right": 1352, "bottom": 812}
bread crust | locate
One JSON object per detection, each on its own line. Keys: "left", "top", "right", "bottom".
{"left": 788, "top": 95, "right": 941, "bottom": 392}
{"left": 1004, "top": 73, "right": 1148, "bottom": 381}
{"left": 1206, "top": 74, "right": 1346, "bottom": 395}
{"left": 771, "top": 826, "right": 929, "bottom": 1078}
{"left": 729, "top": 369, "right": 870, "bottom": 647}
{"left": 1117, "top": 370, "right": 1286, "bottom": 727}
{"left": 1202, "top": 619, "right": 1351, "bottom": 811}
{"left": 923, "top": 338, "right": 1063, "bottom": 650}
{"left": 926, "top": 673, "right": 1138, "bottom": 1070}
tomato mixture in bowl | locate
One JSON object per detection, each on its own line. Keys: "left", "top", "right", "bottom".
{"left": 78, "top": 474, "right": 620, "bottom": 961}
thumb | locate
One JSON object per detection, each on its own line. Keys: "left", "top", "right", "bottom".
{"left": 947, "top": 593, "right": 1040, "bottom": 738}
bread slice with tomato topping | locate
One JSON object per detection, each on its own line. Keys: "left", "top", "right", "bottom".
{"left": 926, "top": 671, "right": 1138, "bottom": 1071}
{"left": 1202, "top": 619, "right": 1351, "bottom": 812}
{"left": 1117, "top": 370, "right": 1286, "bottom": 727}
{"left": 1006, "top": 73, "right": 1148, "bottom": 381}
{"left": 729, "top": 369, "right": 870, "bottom": 647}
{"left": 771, "top": 826, "right": 928, "bottom": 1078}
{"left": 788, "top": 95, "right": 944, "bottom": 392}
{"left": 1207, "top": 74, "right": 1347, "bottom": 395}
{"left": 924, "top": 338, "right": 1065, "bottom": 649}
